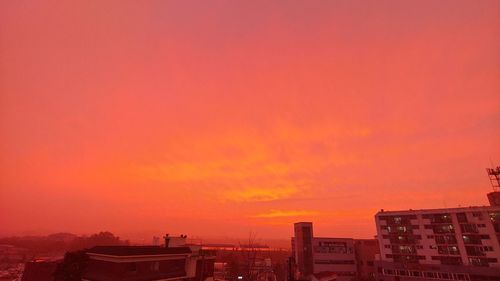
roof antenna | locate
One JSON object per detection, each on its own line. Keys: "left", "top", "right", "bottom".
{"left": 486, "top": 164, "right": 500, "bottom": 192}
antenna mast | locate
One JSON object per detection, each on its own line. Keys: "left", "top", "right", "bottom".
{"left": 486, "top": 166, "right": 500, "bottom": 191}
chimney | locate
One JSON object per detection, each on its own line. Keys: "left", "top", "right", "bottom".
{"left": 163, "top": 234, "right": 170, "bottom": 248}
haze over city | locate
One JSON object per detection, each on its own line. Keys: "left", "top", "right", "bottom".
{"left": 1, "top": 1, "right": 500, "bottom": 243}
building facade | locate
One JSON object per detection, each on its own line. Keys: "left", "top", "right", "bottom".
{"left": 354, "top": 239, "right": 379, "bottom": 281}
{"left": 82, "top": 236, "right": 215, "bottom": 281}
{"left": 292, "top": 222, "right": 378, "bottom": 281}
{"left": 312, "top": 237, "right": 357, "bottom": 281}
{"left": 374, "top": 205, "right": 500, "bottom": 281}
{"left": 294, "top": 222, "right": 315, "bottom": 279}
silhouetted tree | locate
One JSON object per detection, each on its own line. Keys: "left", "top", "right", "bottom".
{"left": 0, "top": 231, "right": 128, "bottom": 256}
{"left": 68, "top": 231, "right": 128, "bottom": 251}
{"left": 240, "top": 232, "right": 260, "bottom": 281}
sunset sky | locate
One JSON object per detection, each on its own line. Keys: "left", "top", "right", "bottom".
{"left": 1, "top": 1, "right": 500, "bottom": 243}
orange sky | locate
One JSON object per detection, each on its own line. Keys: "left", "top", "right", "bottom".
{"left": 1, "top": 1, "right": 500, "bottom": 242}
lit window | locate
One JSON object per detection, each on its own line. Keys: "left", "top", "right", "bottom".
{"left": 151, "top": 261, "right": 159, "bottom": 271}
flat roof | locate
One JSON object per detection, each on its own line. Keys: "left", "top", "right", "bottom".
{"left": 376, "top": 205, "right": 500, "bottom": 216}
{"left": 314, "top": 237, "right": 354, "bottom": 241}
{"left": 87, "top": 246, "right": 191, "bottom": 256}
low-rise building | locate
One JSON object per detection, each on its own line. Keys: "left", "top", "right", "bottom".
{"left": 292, "top": 222, "right": 378, "bottom": 281}
{"left": 83, "top": 235, "right": 215, "bottom": 281}
{"left": 21, "top": 261, "right": 59, "bottom": 281}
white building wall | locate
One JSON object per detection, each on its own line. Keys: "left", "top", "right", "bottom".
{"left": 312, "top": 238, "right": 356, "bottom": 281}
{"left": 375, "top": 206, "right": 500, "bottom": 268}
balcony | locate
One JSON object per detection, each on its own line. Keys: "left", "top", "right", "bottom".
{"left": 460, "top": 223, "right": 479, "bottom": 234}
{"left": 423, "top": 213, "right": 452, "bottom": 224}
{"left": 462, "top": 235, "right": 483, "bottom": 245}
{"left": 432, "top": 224, "right": 455, "bottom": 234}
{"left": 466, "top": 246, "right": 486, "bottom": 257}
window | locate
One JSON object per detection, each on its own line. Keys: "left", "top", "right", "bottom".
{"left": 469, "top": 257, "right": 489, "bottom": 267}
{"left": 457, "top": 213, "right": 468, "bottom": 223}
{"left": 150, "top": 261, "right": 159, "bottom": 271}
{"left": 460, "top": 224, "right": 479, "bottom": 234}
{"left": 435, "top": 235, "right": 458, "bottom": 244}
{"left": 126, "top": 262, "right": 138, "bottom": 273}
{"left": 483, "top": 246, "right": 493, "bottom": 251}
{"left": 397, "top": 245, "right": 416, "bottom": 254}
{"left": 424, "top": 272, "right": 436, "bottom": 278}
{"left": 439, "top": 272, "right": 450, "bottom": 279}
{"left": 397, "top": 270, "right": 408, "bottom": 276}
{"left": 410, "top": 271, "right": 421, "bottom": 277}
{"left": 383, "top": 269, "right": 395, "bottom": 275}
{"left": 438, "top": 246, "right": 460, "bottom": 255}
{"left": 490, "top": 212, "right": 500, "bottom": 222}
{"left": 463, "top": 235, "right": 483, "bottom": 245}
{"left": 428, "top": 213, "right": 452, "bottom": 223}
{"left": 433, "top": 224, "right": 454, "bottom": 234}
{"left": 431, "top": 256, "right": 462, "bottom": 265}
{"left": 466, "top": 246, "right": 485, "bottom": 256}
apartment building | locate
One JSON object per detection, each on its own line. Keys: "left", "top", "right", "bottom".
{"left": 374, "top": 204, "right": 500, "bottom": 281}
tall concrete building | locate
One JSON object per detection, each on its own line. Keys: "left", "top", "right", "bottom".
{"left": 294, "top": 222, "right": 315, "bottom": 278}
{"left": 374, "top": 196, "right": 500, "bottom": 281}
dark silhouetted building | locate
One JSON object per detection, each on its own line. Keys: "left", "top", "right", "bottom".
{"left": 82, "top": 239, "right": 215, "bottom": 281}
{"left": 294, "top": 222, "right": 315, "bottom": 279}
{"left": 354, "top": 239, "right": 378, "bottom": 281}
{"left": 22, "top": 261, "right": 60, "bottom": 281}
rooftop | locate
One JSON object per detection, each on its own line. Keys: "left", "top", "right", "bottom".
{"left": 376, "top": 205, "right": 500, "bottom": 216}
{"left": 22, "top": 261, "right": 60, "bottom": 281}
{"left": 87, "top": 246, "right": 192, "bottom": 256}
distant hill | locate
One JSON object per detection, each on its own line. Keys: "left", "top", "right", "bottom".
{"left": 46, "top": 233, "right": 77, "bottom": 242}
{"left": 0, "top": 231, "right": 128, "bottom": 256}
